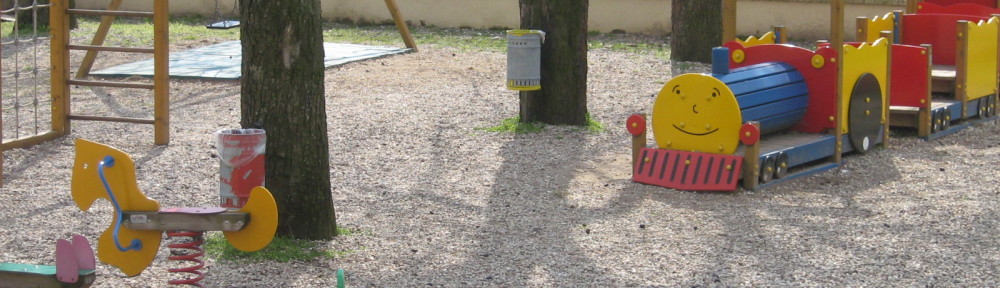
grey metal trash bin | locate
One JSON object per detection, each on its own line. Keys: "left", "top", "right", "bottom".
{"left": 506, "top": 29, "right": 545, "bottom": 91}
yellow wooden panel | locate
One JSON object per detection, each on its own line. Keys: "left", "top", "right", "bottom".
{"left": 224, "top": 186, "right": 279, "bottom": 252}
{"left": 961, "top": 17, "right": 999, "bottom": 101}
{"left": 651, "top": 74, "right": 742, "bottom": 155}
{"left": 861, "top": 12, "right": 895, "bottom": 43}
{"left": 72, "top": 139, "right": 160, "bottom": 277}
{"left": 840, "top": 38, "right": 890, "bottom": 133}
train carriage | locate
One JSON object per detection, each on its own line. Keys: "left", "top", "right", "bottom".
{"left": 628, "top": 38, "right": 892, "bottom": 191}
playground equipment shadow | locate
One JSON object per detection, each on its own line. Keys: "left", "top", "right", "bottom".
{"left": 0, "top": 27, "right": 998, "bottom": 286}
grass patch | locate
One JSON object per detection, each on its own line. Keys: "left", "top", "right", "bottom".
{"left": 4, "top": 15, "right": 668, "bottom": 56}
{"left": 479, "top": 116, "right": 545, "bottom": 134}
{"left": 480, "top": 114, "right": 604, "bottom": 134}
{"left": 203, "top": 228, "right": 353, "bottom": 262}
{"left": 585, "top": 113, "right": 605, "bottom": 133}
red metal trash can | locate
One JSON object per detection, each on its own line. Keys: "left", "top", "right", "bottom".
{"left": 216, "top": 128, "right": 266, "bottom": 208}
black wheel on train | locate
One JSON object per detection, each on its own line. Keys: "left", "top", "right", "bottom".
{"left": 774, "top": 152, "right": 790, "bottom": 179}
{"left": 989, "top": 95, "right": 997, "bottom": 117}
{"left": 941, "top": 108, "right": 951, "bottom": 131}
{"left": 978, "top": 98, "right": 989, "bottom": 119}
{"left": 759, "top": 155, "right": 776, "bottom": 184}
{"left": 847, "top": 73, "right": 883, "bottom": 154}
{"left": 931, "top": 110, "right": 942, "bottom": 133}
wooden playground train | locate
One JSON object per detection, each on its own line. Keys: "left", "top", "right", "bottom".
{"left": 629, "top": 0, "right": 999, "bottom": 191}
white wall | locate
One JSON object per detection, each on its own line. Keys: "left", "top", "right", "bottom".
{"left": 73, "top": 0, "right": 904, "bottom": 41}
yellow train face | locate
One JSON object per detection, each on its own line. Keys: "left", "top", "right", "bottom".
{"left": 651, "top": 74, "right": 742, "bottom": 154}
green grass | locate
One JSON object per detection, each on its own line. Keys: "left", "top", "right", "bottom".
{"left": 3, "top": 15, "right": 669, "bottom": 57}
{"left": 479, "top": 114, "right": 605, "bottom": 134}
{"left": 479, "top": 116, "right": 546, "bottom": 134}
{"left": 585, "top": 113, "right": 605, "bottom": 133}
{"left": 203, "top": 227, "right": 354, "bottom": 263}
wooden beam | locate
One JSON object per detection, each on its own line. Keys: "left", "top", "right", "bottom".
{"left": 51, "top": 0, "right": 71, "bottom": 137}
{"left": 907, "top": 0, "right": 919, "bottom": 14}
{"left": 832, "top": 0, "right": 844, "bottom": 163}
{"left": 722, "top": 0, "right": 737, "bottom": 45}
{"left": 774, "top": 26, "right": 787, "bottom": 44}
{"left": 742, "top": 122, "right": 761, "bottom": 191}
{"left": 153, "top": 0, "right": 170, "bottom": 145}
{"left": 882, "top": 30, "right": 892, "bottom": 148}
{"left": 75, "top": 0, "right": 123, "bottom": 78}
{"left": 385, "top": 0, "right": 418, "bottom": 51}
{"left": 919, "top": 44, "right": 933, "bottom": 137}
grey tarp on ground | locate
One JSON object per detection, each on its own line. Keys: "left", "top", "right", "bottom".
{"left": 91, "top": 41, "right": 410, "bottom": 79}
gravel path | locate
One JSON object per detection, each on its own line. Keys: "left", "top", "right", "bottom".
{"left": 1, "top": 37, "right": 999, "bottom": 287}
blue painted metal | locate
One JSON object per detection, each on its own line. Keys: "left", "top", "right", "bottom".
{"left": 712, "top": 47, "right": 730, "bottom": 75}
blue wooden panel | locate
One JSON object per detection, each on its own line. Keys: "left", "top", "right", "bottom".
{"left": 741, "top": 95, "right": 809, "bottom": 121}
{"left": 961, "top": 100, "right": 978, "bottom": 119}
{"left": 727, "top": 72, "right": 806, "bottom": 96}
{"left": 719, "top": 62, "right": 797, "bottom": 83}
{"left": 757, "top": 109, "right": 808, "bottom": 134}
{"left": 760, "top": 134, "right": 838, "bottom": 167}
{"left": 735, "top": 83, "right": 809, "bottom": 109}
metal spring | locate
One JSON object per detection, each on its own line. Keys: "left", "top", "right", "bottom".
{"left": 166, "top": 231, "right": 206, "bottom": 287}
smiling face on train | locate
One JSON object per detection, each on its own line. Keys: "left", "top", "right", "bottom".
{"left": 651, "top": 74, "right": 741, "bottom": 154}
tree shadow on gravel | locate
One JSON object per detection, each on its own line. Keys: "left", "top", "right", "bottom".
{"left": 633, "top": 134, "right": 1000, "bottom": 286}
{"left": 384, "top": 127, "right": 655, "bottom": 286}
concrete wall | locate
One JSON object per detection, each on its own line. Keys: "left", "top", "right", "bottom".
{"left": 73, "top": 0, "right": 904, "bottom": 41}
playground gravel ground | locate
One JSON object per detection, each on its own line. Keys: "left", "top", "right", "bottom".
{"left": 1, "top": 35, "right": 999, "bottom": 287}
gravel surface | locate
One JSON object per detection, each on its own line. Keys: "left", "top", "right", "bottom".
{"left": 1, "top": 33, "right": 999, "bottom": 287}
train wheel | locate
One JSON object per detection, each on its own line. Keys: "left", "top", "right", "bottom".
{"left": 941, "top": 108, "right": 951, "bottom": 131}
{"left": 759, "top": 155, "right": 776, "bottom": 183}
{"left": 847, "top": 73, "right": 883, "bottom": 154}
{"left": 774, "top": 152, "right": 789, "bottom": 179}
{"left": 988, "top": 95, "right": 997, "bottom": 117}
{"left": 931, "top": 110, "right": 942, "bottom": 133}
{"left": 978, "top": 98, "right": 989, "bottom": 119}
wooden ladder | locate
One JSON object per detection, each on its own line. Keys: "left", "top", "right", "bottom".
{"left": 51, "top": 0, "right": 170, "bottom": 145}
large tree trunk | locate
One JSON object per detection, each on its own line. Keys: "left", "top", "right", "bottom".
{"left": 240, "top": 0, "right": 337, "bottom": 240}
{"left": 14, "top": 0, "right": 76, "bottom": 31}
{"left": 518, "top": 0, "right": 589, "bottom": 126}
{"left": 670, "top": 0, "right": 722, "bottom": 63}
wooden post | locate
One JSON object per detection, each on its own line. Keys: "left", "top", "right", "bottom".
{"left": 856, "top": 17, "right": 869, "bottom": 42}
{"left": 384, "top": 0, "right": 418, "bottom": 51}
{"left": 957, "top": 21, "right": 970, "bottom": 119}
{"left": 75, "top": 0, "right": 122, "bottom": 78}
{"left": 742, "top": 122, "right": 761, "bottom": 191}
{"left": 881, "top": 30, "right": 893, "bottom": 148}
{"left": 51, "top": 0, "right": 70, "bottom": 137}
{"left": 906, "top": 0, "right": 919, "bottom": 14}
{"left": 631, "top": 114, "right": 646, "bottom": 169}
{"left": 722, "top": 0, "right": 737, "bottom": 45}
{"left": 153, "top": 0, "right": 170, "bottom": 145}
{"left": 773, "top": 26, "right": 787, "bottom": 44}
{"left": 832, "top": 0, "right": 844, "bottom": 163}
{"left": 1, "top": 41, "right": 3, "bottom": 187}
{"left": 919, "top": 44, "right": 933, "bottom": 137}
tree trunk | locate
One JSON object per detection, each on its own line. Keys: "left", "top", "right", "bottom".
{"left": 240, "top": 0, "right": 337, "bottom": 240}
{"left": 518, "top": 0, "right": 589, "bottom": 126}
{"left": 670, "top": 0, "right": 722, "bottom": 63}
{"left": 14, "top": 0, "right": 76, "bottom": 31}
